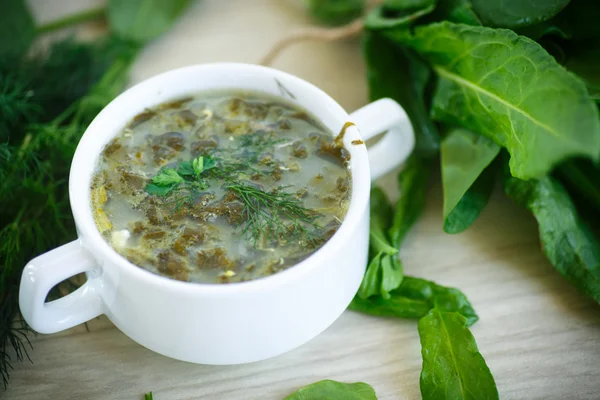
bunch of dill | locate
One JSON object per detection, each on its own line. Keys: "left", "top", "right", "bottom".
{"left": 0, "top": 0, "right": 191, "bottom": 388}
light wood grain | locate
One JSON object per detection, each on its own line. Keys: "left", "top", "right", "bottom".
{"left": 5, "top": 1, "right": 600, "bottom": 399}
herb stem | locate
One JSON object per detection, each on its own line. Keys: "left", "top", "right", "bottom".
{"left": 36, "top": 7, "right": 106, "bottom": 35}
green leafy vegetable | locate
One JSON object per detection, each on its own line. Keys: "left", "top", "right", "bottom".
{"left": 441, "top": 128, "right": 500, "bottom": 233}
{"left": 358, "top": 188, "right": 403, "bottom": 299}
{"left": 388, "top": 156, "right": 431, "bottom": 248}
{"left": 430, "top": 0, "right": 481, "bottom": 25}
{"left": 385, "top": 21, "right": 600, "bottom": 179}
{"left": 351, "top": 276, "right": 479, "bottom": 326}
{"left": 304, "top": 0, "right": 365, "bottom": 26}
{"left": 368, "top": 188, "right": 396, "bottom": 254}
{"left": 364, "top": 31, "right": 439, "bottom": 158}
{"left": 471, "top": 0, "right": 570, "bottom": 28}
{"left": 504, "top": 172, "right": 600, "bottom": 302}
{"left": 365, "top": 2, "right": 435, "bottom": 30}
{"left": 443, "top": 163, "right": 497, "bottom": 234}
{"left": 418, "top": 307, "right": 498, "bottom": 400}
{"left": 284, "top": 380, "right": 378, "bottom": 400}
{"left": 144, "top": 392, "right": 153, "bottom": 400}
{"left": 0, "top": 0, "right": 35, "bottom": 58}
{"left": 556, "top": 159, "right": 600, "bottom": 212}
{"left": 107, "top": 0, "right": 191, "bottom": 43}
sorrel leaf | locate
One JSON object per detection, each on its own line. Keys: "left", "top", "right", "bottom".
{"left": 441, "top": 128, "right": 500, "bottom": 233}
{"left": 285, "top": 380, "right": 378, "bottom": 400}
{"left": 385, "top": 22, "right": 600, "bottom": 179}
{"left": 363, "top": 31, "right": 440, "bottom": 158}
{"left": 418, "top": 308, "right": 498, "bottom": 400}
{"left": 471, "top": 0, "right": 570, "bottom": 28}
{"left": 351, "top": 276, "right": 479, "bottom": 326}
{"left": 388, "top": 156, "right": 431, "bottom": 248}
{"left": 504, "top": 173, "right": 600, "bottom": 303}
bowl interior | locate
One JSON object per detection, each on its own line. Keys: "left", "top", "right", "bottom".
{"left": 70, "top": 63, "right": 371, "bottom": 292}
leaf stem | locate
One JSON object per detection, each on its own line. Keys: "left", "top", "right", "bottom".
{"left": 36, "top": 7, "right": 106, "bottom": 34}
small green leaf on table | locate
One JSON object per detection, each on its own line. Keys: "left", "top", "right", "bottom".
{"left": 351, "top": 276, "right": 479, "bottom": 326}
{"left": 284, "top": 379, "right": 378, "bottom": 400}
{"left": 418, "top": 307, "right": 498, "bottom": 400}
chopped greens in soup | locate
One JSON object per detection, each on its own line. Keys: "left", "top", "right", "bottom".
{"left": 91, "top": 90, "right": 352, "bottom": 284}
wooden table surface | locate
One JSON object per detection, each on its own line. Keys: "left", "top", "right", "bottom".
{"left": 6, "top": 1, "right": 600, "bottom": 399}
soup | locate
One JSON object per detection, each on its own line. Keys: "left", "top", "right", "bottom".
{"left": 90, "top": 90, "right": 353, "bottom": 283}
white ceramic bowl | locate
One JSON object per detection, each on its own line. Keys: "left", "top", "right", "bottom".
{"left": 20, "top": 63, "right": 414, "bottom": 364}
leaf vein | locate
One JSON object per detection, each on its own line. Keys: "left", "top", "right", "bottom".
{"left": 433, "top": 65, "right": 562, "bottom": 141}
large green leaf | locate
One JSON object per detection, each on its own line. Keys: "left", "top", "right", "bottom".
{"left": 285, "top": 380, "right": 378, "bottom": 400}
{"left": 350, "top": 276, "right": 479, "bottom": 326}
{"left": 504, "top": 173, "right": 600, "bottom": 303}
{"left": 471, "top": 0, "right": 570, "bottom": 28}
{"left": 107, "top": 0, "right": 191, "bottom": 43}
{"left": 418, "top": 308, "right": 498, "bottom": 400}
{"left": 388, "top": 156, "right": 431, "bottom": 248}
{"left": 441, "top": 128, "right": 500, "bottom": 233}
{"left": 386, "top": 22, "right": 600, "bottom": 179}
{"left": 0, "top": 0, "right": 35, "bottom": 58}
{"left": 364, "top": 31, "right": 439, "bottom": 158}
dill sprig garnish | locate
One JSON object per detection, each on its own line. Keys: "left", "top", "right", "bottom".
{"left": 226, "top": 184, "right": 324, "bottom": 247}
{"left": 146, "top": 155, "right": 264, "bottom": 212}
{"left": 144, "top": 154, "right": 324, "bottom": 247}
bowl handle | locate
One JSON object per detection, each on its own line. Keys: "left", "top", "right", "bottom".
{"left": 19, "top": 240, "right": 104, "bottom": 334}
{"left": 350, "top": 98, "right": 415, "bottom": 181}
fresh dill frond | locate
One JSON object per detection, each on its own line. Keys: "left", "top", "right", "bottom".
{"left": 0, "top": 37, "right": 140, "bottom": 388}
{"left": 226, "top": 184, "right": 324, "bottom": 247}
{"left": 236, "top": 131, "right": 288, "bottom": 162}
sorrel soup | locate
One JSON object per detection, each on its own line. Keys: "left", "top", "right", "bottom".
{"left": 90, "top": 90, "right": 352, "bottom": 283}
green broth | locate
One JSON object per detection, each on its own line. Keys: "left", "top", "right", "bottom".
{"left": 90, "top": 90, "right": 352, "bottom": 283}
